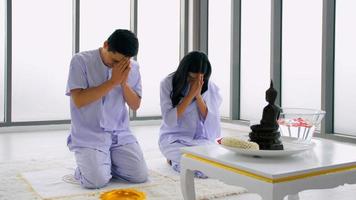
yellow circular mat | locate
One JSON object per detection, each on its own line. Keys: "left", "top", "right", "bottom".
{"left": 100, "top": 188, "right": 146, "bottom": 200}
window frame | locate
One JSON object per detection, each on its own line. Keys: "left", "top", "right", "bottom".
{"left": 2, "top": 0, "right": 356, "bottom": 146}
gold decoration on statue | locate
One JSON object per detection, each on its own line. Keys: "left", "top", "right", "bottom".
{"left": 100, "top": 188, "right": 146, "bottom": 200}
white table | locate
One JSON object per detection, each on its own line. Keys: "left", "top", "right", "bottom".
{"left": 180, "top": 138, "right": 356, "bottom": 200}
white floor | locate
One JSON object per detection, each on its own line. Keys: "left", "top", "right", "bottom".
{"left": 1, "top": 124, "right": 356, "bottom": 200}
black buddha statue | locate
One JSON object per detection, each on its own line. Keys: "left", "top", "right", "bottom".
{"left": 249, "top": 81, "right": 284, "bottom": 150}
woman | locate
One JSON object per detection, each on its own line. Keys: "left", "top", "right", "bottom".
{"left": 158, "top": 51, "right": 222, "bottom": 177}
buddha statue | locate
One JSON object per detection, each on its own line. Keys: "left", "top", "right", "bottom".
{"left": 260, "top": 81, "right": 280, "bottom": 129}
{"left": 249, "top": 81, "right": 284, "bottom": 150}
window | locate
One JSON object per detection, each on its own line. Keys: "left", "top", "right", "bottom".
{"left": 0, "top": 0, "right": 4, "bottom": 122}
{"left": 334, "top": 0, "right": 356, "bottom": 135}
{"left": 12, "top": 0, "right": 72, "bottom": 121}
{"left": 137, "top": 0, "right": 180, "bottom": 117}
{"left": 281, "top": 0, "right": 322, "bottom": 110}
{"left": 240, "top": 0, "right": 271, "bottom": 121}
{"left": 80, "top": 0, "right": 130, "bottom": 51}
{"left": 208, "top": 0, "right": 231, "bottom": 118}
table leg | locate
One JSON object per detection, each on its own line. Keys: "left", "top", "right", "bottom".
{"left": 180, "top": 167, "right": 196, "bottom": 200}
{"left": 262, "top": 192, "right": 299, "bottom": 200}
{"left": 261, "top": 190, "right": 285, "bottom": 200}
{"left": 287, "top": 193, "right": 300, "bottom": 200}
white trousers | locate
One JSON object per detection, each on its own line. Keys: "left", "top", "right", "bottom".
{"left": 73, "top": 141, "right": 148, "bottom": 189}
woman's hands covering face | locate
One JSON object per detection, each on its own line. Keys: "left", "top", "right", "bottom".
{"left": 188, "top": 73, "right": 204, "bottom": 98}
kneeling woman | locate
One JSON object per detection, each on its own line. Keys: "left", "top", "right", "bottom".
{"left": 158, "top": 51, "right": 222, "bottom": 177}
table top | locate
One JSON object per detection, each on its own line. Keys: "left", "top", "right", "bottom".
{"left": 181, "top": 137, "right": 356, "bottom": 180}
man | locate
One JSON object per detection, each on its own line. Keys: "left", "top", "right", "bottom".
{"left": 66, "top": 29, "right": 148, "bottom": 189}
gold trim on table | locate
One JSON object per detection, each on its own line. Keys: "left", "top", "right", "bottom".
{"left": 184, "top": 153, "right": 356, "bottom": 183}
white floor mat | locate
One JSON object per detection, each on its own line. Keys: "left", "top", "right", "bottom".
{"left": 19, "top": 162, "right": 247, "bottom": 200}
{"left": 21, "top": 167, "right": 170, "bottom": 199}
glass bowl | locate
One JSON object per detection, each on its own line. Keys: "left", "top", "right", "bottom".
{"left": 278, "top": 108, "right": 326, "bottom": 142}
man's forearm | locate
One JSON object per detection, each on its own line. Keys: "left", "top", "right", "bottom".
{"left": 121, "top": 83, "right": 141, "bottom": 111}
{"left": 71, "top": 80, "right": 116, "bottom": 108}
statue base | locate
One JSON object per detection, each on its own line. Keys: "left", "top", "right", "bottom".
{"left": 249, "top": 128, "right": 284, "bottom": 150}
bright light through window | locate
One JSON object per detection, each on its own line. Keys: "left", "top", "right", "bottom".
{"left": 0, "top": 0, "right": 4, "bottom": 122}
{"left": 240, "top": 0, "right": 271, "bottom": 121}
{"left": 282, "top": 0, "right": 322, "bottom": 110}
{"left": 137, "top": 0, "right": 180, "bottom": 117}
{"left": 334, "top": 0, "right": 356, "bottom": 135}
{"left": 208, "top": 0, "right": 231, "bottom": 118}
{"left": 80, "top": 0, "right": 130, "bottom": 51}
{"left": 12, "top": 0, "right": 72, "bottom": 121}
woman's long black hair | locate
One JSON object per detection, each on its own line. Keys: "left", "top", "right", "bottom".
{"left": 170, "top": 51, "right": 212, "bottom": 107}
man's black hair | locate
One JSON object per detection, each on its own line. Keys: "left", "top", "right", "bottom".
{"left": 107, "top": 29, "right": 139, "bottom": 57}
